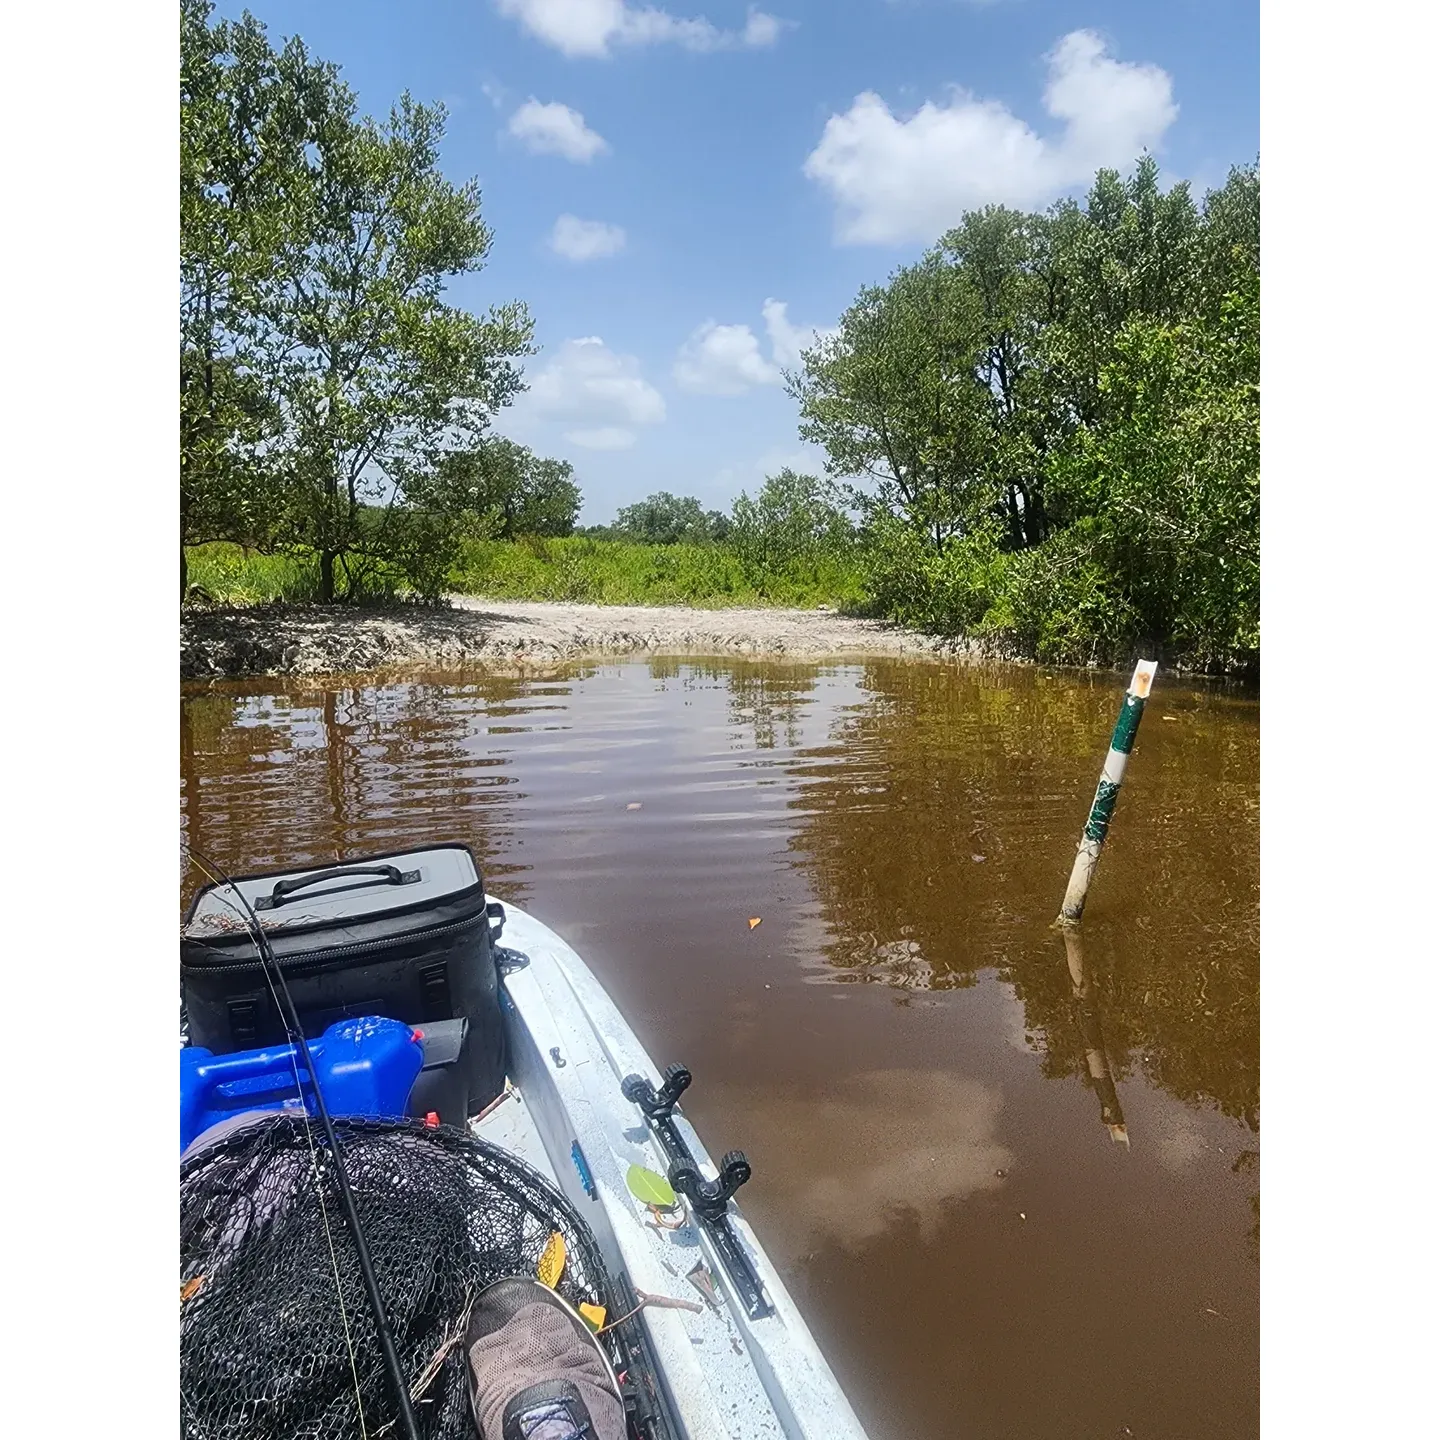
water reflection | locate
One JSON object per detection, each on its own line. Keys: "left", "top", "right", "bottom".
{"left": 1061, "top": 928, "right": 1129, "bottom": 1147}
{"left": 762, "top": 660, "right": 1259, "bottom": 1136}
{"left": 181, "top": 655, "right": 1259, "bottom": 1440}
{"left": 178, "top": 672, "right": 596, "bottom": 909}
{"left": 707, "top": 1070, "right": 1013, "bottom": 1256}
{"left": 182, "top": 660, "right": 1258, "bottom": 1138}
{"left": 720, "top": 662, "right": 819, "bottom": 752}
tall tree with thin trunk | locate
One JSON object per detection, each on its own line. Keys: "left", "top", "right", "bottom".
{"left": 181, "top": 1, "right": 533, "bottom": 603}
{"left": 266, "top": 91, "right": 532, "bottom": 601}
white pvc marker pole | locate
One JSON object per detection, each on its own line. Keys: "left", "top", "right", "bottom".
{"left": 1057, "top": 659, "right": 1158, "bottom": 927}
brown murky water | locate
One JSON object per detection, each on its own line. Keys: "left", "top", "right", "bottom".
{"left": 181, "top": 657, "right": 1258, "bottom": 1440}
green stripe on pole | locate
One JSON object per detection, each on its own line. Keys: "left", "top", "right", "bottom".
{"left": 1110, "top": 693, "right": 1146, "bottom": 755}
{"left": 1083, "top": 780, "right": 1122, "bottom": 843}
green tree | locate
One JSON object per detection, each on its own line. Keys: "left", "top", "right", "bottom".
{"left": 181, "top": 1, "right": 534, "bottom": 604}
{"left": 437, "top": 438, "right": 580, "bottom": 539}
{"left": 789, "top": 255, "right": 994, "bottom": 552}
{"left": 180, "top": 0, "right": 335, "bottom": 594}
{"left": 1027, "top": 160, "right": 1258, "bottom": 665}
{"left": 730, "top": 469, "right": 854, "bottom": 589}
{"left": 512, "top": 456, "right": 582, "bottom": 537}
{"left": 934, "top": 205, "right": 1070, "bottom": 549}
{"left": 613, "top": 492, "right": 727, "bottom": 545}
{"left": 265, "top": 90, "right": 533, "bottom": 601}
{"left": 179, "top": 353, "right": 282, "bottom": 562}
{"left": 371, "top": 439, "right": 582, "bottom": 601}
{"left": 1193, "top": 163, "right": 1260, "bottom": 322}
{"left": 1035, "top": 157, "right": 1202, "bottom": 465}
{"left": 1043, "top": 270, "right": 1259, "bottom": 665}
{"left": 792, "top": 155, "right": 1258, "bottom": 671}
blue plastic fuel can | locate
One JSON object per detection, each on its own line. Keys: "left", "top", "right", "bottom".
{"left": 180, "top": 1015, "right": 425, "bottom": 1153}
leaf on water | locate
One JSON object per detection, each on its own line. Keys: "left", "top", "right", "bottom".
{"left": 747, "top": 917, "right": 762, "bottom": 930}
{"left": 578, "top": 1302, "right": 607, "bottom": 1332}
{"left": 626, "top": 1164, "right": 677, "bottom": 1209}
{"left": 537, "top": 1231, "right": 566, "bottom": 1289}
{"left": 626, "top": 803, "right": 642, "bottom": 811}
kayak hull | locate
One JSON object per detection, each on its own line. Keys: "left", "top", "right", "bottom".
{"left": 484, "top": 898, "right": 871, "bottom": 1440}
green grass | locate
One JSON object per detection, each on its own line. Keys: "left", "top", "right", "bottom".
{"left": 186, "top": 545, "right": 322, "bottom": 604}
{"left": 451, "top": 536, "right": 863, "bottom": 608}
{"left": 184, "top": 537, "right": 867, "bottom": 610}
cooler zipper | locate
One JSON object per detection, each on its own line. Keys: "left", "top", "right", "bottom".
{"left": 183, "top": 914, "right": 484, "bottom": 975}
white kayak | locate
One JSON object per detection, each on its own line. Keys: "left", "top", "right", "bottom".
{"left": 482, "top": 897, "right": 871, "bottom": 1440}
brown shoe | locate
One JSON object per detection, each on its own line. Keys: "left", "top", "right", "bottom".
{"left": 465, "top": 1277, "right": 624, "bottom": 1440}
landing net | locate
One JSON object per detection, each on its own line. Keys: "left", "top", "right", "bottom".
{"left": 180, "top": 1115, "right": 612, "bottom": 1439}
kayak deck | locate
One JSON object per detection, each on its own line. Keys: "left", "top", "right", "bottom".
{"left": 472, "top": 1076, "right": 784, "bottom": 1437}
{"left": 476, "top": 899, "right": 869, "bottom": 1440}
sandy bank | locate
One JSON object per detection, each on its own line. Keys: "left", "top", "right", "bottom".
{"left": 180, "top": 596, "right": 992, "bottom": 680}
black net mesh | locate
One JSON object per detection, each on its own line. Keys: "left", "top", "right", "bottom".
{"left": 180, "top": 1115, "right": 614, "bottom": 1440}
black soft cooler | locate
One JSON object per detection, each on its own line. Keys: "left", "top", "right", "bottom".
{"left": 181, "top": 844, "right": 507, "bottom": 1114}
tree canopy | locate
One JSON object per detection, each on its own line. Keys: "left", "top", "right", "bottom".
{"left": 610, "top": 492, "right": 732, "bottom": 546}
{"left": 730, "top": 469, "right": 855, "bottom": 592}
{"left": 431, "top": 438, "right": 582, "bottom": 541}
{"left": 790, "top": 157, "right": 1259, "bottom": 671}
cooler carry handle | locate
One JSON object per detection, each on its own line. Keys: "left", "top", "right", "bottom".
{"left": 255, "top": 865, "right": 421, "bottom": 910}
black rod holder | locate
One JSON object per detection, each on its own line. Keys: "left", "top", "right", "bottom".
{"left": 621, "top": 1067, "right": 773, "bottom": 1320}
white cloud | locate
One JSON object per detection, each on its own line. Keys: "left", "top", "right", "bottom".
{"left": 673, "top": 298, "right": 833, "bottom": 395}
{"left": 760, "top": 297, "right": 834, "bottom": 368}
{"left": 706, "top": 1070, "right": 1012, "bottom": 1255}
{"left": 506, "top": 99, "right": 609, "bottom": 161}
{"left": 1156, "top": 1120, "right": 1210, "bottom": 1174}
{"left": 739, "top": 8, "right": 781, "bottom": 46}
{"left": 549, "top": 214, "right": 627, "bottom": 261}
{"left": 508, "top": 337, "right": 665, "bottom": 450}
{"left": 674, "top": 321, "right": 781, "bottom": 395}
{"left": 495, "top": 0, "right": 783, "bottom": 59}
{"left": 803, "top": 29, "right": 1178, "bottom": 245}
{"left": 752, "top": 440, "right": 829, "bottom": 479}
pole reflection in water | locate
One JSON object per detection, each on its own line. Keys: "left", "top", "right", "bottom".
{"left": 1061, "top": 926, "right": 1129, "bottom": 1147}
{"left": 181, "top": 657, "right": 1259, "bottom": 1440}
{"left": 323, "top": 689, "right": 348, "bottom": 863}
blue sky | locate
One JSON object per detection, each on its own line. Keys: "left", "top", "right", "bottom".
{"left": 214, "top": 0, "right": 1258, "bottom": 525}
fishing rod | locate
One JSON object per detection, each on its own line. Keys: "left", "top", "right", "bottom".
{"left": 182, "top": 844, "right": 423, "bottom": 1440}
